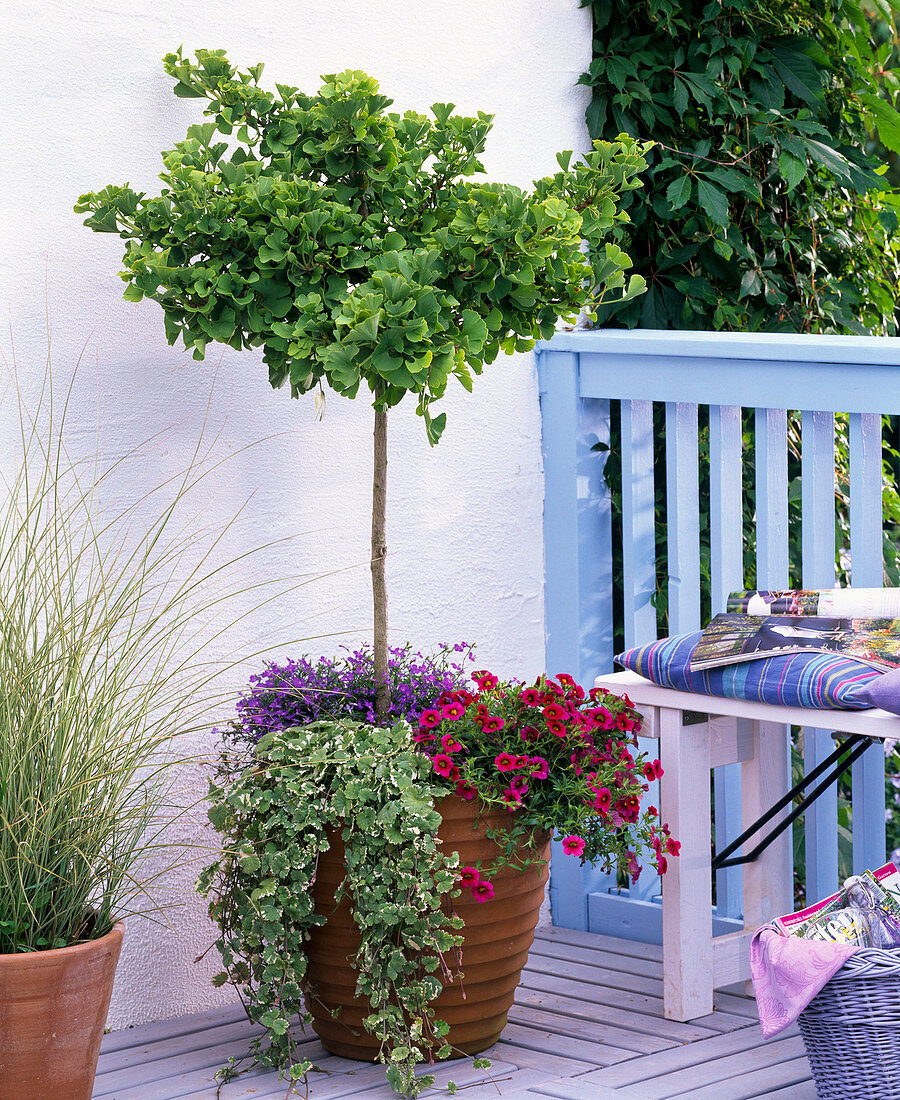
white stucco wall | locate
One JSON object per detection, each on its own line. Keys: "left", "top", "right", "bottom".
{"left": 0, "top": 0, "right": 592, "bottom": 1027}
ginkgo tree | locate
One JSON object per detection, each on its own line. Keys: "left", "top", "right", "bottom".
{"left": 77, "top": 49, "right": 650, "bottom": 715}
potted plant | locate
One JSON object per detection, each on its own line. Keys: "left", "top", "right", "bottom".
{"left": 198, "top": 657, "right": 674, "bottom": 1096}
{"left": 75, "top": 48, "right": 650, "bottom": 720}
{"left": 75, "top": 49, "right": 667, "bottom": 1097}
{"left": 0, "top": 375, "right": 291, "bottom": 1100}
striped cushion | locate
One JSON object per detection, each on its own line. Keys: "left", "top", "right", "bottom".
{"left": 615, "top": 631, "right": 880, "bottom": 710}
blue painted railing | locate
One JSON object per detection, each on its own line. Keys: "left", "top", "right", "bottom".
{"left": 538, "top": 329, "right": 900, "bottom": 940}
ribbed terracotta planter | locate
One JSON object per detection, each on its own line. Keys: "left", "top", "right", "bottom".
{"left": 0, "top": 921, "right": 124, "bottom": 1100}
{"left": 305, "top": 796, "right": 550, "bottom": 1060}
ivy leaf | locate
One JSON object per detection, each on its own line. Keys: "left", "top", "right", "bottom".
{"left": 672, "top": 77, "right": 689, "bottom": 117}
{"left": 859, "top": 93, "right": 900, "bottom": 155}
{"left": 778, "top": 151, "right": 807, "bottom": 193}
{"left": 805, "top": 139, "right": 854, "bottom": 182}
{"left": 666, "top": 174, "right": 692, "bottom": 211}
{"left": 696, "top": 179, "right": 729, "bottom": 226}
{"left": 771, "top": 47, "right": 824, "bottom": 105}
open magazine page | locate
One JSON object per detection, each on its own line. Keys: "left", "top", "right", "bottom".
{"left": 689, "top": 613, "right": 900, "bottom": 672}
{"left": 727, "top": 588, "right": 900, "bottom": 618}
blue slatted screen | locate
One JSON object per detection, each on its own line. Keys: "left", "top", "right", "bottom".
{"left": 538, "top": 330, "right": 900, "bottom": 939}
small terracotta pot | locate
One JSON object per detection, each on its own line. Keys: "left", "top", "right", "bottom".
{"left": 305, "top": 796, "right": 550, "bottom": 1060}
{"left": 0, "top": 921, "right": 124, "bottom": 1100}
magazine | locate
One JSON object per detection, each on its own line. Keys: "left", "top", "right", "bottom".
{"left": 727, "top": 588, "right": 900, "bottom": 619}
{"left": 774, "top": 864, "right": 900, "bottom": 945}
{"left": 689, "top": 613, "right": 900, "bottom": 672}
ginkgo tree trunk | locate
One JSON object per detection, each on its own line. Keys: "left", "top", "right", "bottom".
{"left": 78, "top": 50, "right": 650, "bottom": 719}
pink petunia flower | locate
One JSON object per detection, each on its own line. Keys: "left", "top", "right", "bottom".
{"left": 592, "top": 788, "right": 611, "bottom": 813}
{"left": 626, "top": 850, "right": 642, "bottom": 882}
{"left": 494, "top": 752, "right": 517, "bottom": 772}
{"left": 459, "top": 866, "right": 480, "bottom": 888}
{"left": 510, "top": 775, "right": 529, "bottom": 795}
{"left": 441, "top": 733, "right": 463, "bottom": 753}
{"left": 528, "top": 756, "right": 549, "bottom": 779}
{"left": 472, "top": 879, "right": 495, "bottom": 902}
{"left": 666, "top": 837, "right": 681, "bottom": 857}
{"left": 521, "top": 688, "right": 543, "bottom": 707}
{"left": 455, "top": 781, "right": 478, "bottom": 801}
{"left": 543, "top": 703, "right": 567, "bottom": 721}
{"left": 442, "top": 702, "right": 466, "bottom": 721}
{"left": 546, "top": 719, "right": 568, "bottom": 738}
{"left": 502, "top": 788, "right": 522, "bottom": 810}
{"left": 614, "top": 795, "right": 641, "bottom": 823}
{"left": 561, "top": 835, "right": 585, "bottom": 857}
{"left": 432, "top": 754, "right": 456, "bottom": 777}
{"left": 480, "top": 715, "right": 505, "bottom": 734}
{"left": 419, "top": 709, "right": 442, "bottom": 729}
{"left": 472, "top": 670, "right": 499, "bottom": 691}
{"left": 643, "top": 759, "right": 664, "bottom": 781}
{"left": 519, "top": 725, "right": 539, "bottom": 742}
{"left": 413, "top": 731, "right": 437, "bottom": 745}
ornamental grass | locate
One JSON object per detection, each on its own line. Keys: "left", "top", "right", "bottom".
{"left": 0, "top": 363, "right": 304, "bottom": 954}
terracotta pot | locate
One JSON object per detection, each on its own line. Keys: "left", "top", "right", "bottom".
{"left": 0, "top": 921, "right": 124, "bottom": 1100}
{"left": 306, "top": 796, "right": 550, "bottom": 1060}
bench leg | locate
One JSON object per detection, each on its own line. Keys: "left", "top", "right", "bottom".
{"left": 742, "top": 719, "right": 793, "bottom": 991}
{"left": 660, "top": 706, "right": 713, "bottom": 1021}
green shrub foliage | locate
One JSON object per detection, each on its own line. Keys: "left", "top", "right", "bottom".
{"left": 580, "top": 0, "right": 900, "bottom": 334}
{"left": 77, "top": 49, "right": 649, "bottom": 443}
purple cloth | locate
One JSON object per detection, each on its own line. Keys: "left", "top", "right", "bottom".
{"left": 749, "top": 924, "right": 858, "bottom": 1037}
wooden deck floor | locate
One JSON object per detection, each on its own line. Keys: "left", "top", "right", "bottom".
{"left": 93, "top": 926, "right": 817, "bottom": 1100}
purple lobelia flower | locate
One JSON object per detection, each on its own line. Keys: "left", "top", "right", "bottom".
{"left": 220, "top": 642, "right": 475, "bottom": 749}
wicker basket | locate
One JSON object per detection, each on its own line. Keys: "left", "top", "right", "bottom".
{"left": 798, "top": 947, "right": 900, "bottom": 1098}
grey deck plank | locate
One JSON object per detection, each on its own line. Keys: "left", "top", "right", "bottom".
{"left": 524, "top": 1082, "right": 627, "bottom": 1100}
{"left": 523, "top": 948, "right": 668, "bottom": 998}
{"left": 529, "top": 935, "right": 664, "bottom": 980}
{"left": 674, "top": 1054, "right": 813, "bottom": 1099}
{"left": 497, "top": 1021, "right": 634, "bottom": 1067}
{"left": 490, "top": 1041, "right": 597, "bottom": 1076}
{"left": 235, "top": 1056, "right": 522, "bottom": 1099}
{"left": 497, "top": 1016, "right": 629, "bottom": 1069}
{"left": 93, "top": 930, "right": 809, "bottom": 1100}
{"left": 535, "top": 926, "right": 663, "bottom": 962}
{"left": 523, "top": 949, "right": 757, "bottom": 1029}
{"left": 513, "top": 985, "right": 718, "bottom": 1045}
{"left": 519, "top": 970, "right": 748, "bottom": 1037}
{"left": 560, "top": 1023, "right": 799, "bottom": 1090}
{"left": 508, "top": 1002, "right": 675, "bottom": 1055}
{"left": 533, "top": 928, "right": 760, "bottom": 1021}
{"left": 569, "top": 1034, "right": 808, "bottom": 1099}
{"left": 96, "top": 1016, "right": 263, "bottom": 1074}
{"left": 93, "top": 1035, "right": 321, "bottom": 1098}
{"left": 99, "top": 1002, "right": 247, "bottom": 1053}
{"left": 422, "top": 1067, "right": 576, "bottom": 1099}
{"left": 762, "top": 1080, "right": 819, "bottom": 1099}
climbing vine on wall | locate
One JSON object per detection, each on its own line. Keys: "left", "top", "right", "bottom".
{"left": 579, "top": 0, "right": 900, "bottom": 336}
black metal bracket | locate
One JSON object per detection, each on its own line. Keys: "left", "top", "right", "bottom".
{"left": 710, "top": 732, "right": 875, "bottom": 871}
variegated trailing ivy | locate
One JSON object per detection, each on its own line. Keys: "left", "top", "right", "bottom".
{"left": 580, "top": 0, "right": 900, "bottom": 335}
{"left": 196, "top": 719, "right": 467, "bottom": 1097}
